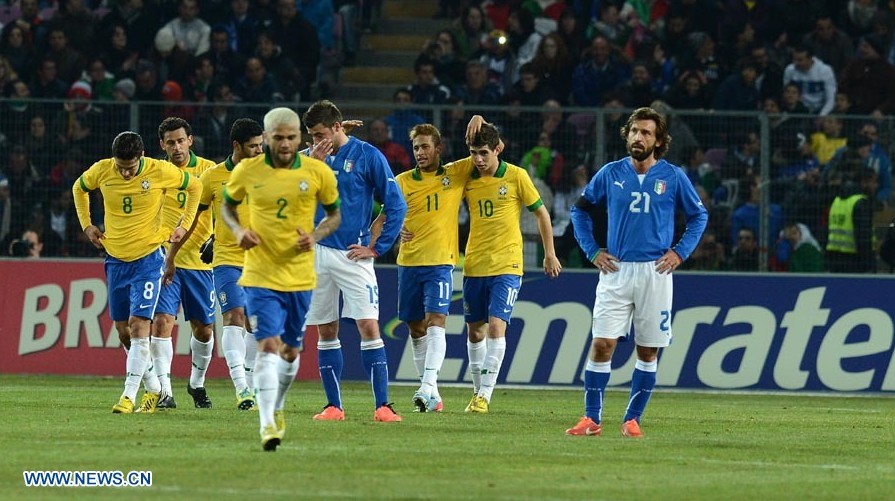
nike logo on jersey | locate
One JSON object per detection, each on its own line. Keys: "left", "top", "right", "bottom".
{"left": 437, "top": 302, "right": 449, "bottom": 307}
{"left": 614, "top": 181, "right": 626, "bottom": 189}
{"left": 139, "top": 303, "right": 151, "bottom": 309}
{"left": 503, "top": 308, "right": 513, "bottom": 313}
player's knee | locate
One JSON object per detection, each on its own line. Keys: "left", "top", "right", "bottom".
{"left": 278, "top": 344, "right": 300, "bottom": 362}
{"left": 223, "top": 308, "right": 246, "bottom": 327}
{"left": 356, "top": 319, "right": 380, "bottom": 340}
{"left": 115, "top": 322, "right": 130, "bottom": 346}
{"left": 191, "top": 323, "right": 214, "bottom": 342}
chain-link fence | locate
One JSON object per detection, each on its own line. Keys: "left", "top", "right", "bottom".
{"left": 1, "top": 98, "right": 892, "bottom": 273}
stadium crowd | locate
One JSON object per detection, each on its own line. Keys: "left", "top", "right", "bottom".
{"left": 1, "top": 0, "right": 894, "bottom": 274}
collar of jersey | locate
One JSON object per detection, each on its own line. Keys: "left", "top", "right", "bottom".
{"left": 135, "top": 157, "right": 145, "bottom": 176}
{"left": 264, "top": 149, "right": 301, "bottom": 169}
{"left": 224, "top": 155, "right": 236, "bottom": 171}
{"left": 168, "top": 151, "right": 198, "bottom": 168}
{"left": 411, "top": 163, "right": 445, "bottom": 180}
{"left": 471, "top": 160, "right": 507, "bottom": 179}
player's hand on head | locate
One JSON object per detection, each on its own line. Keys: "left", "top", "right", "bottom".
{"left": 84, "top": 225, "right": 105, "bottom": 249}
{"left": 465, "top": 115, "right": 486, "bottom": 143}
{"left": 341, "top": 119, "right": 363, "bottom": 133}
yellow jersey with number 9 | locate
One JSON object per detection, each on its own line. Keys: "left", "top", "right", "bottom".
{"left": 161, "top": 151, "right": 216, "bottom": 270}
{"left": 224, "top": 152, "right": 340, "bottom": 292}
{"left": 200, "top": 156, "right": 250, "bottom": 268}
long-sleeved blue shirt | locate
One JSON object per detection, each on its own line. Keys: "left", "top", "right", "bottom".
{"left": 571, "top": 157, "right": 708, "bottom": 262}
{"left": 311, "top": 136, "right": 407, "bottom": 256}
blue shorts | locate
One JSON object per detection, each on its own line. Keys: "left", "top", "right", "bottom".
{"left": 398, "top": 265, "right": 454, "bottom": 322}
{"left": 245, "top": 287, "right": 311, "bottom": 348}
{"left": 463, "top": 275, "right": 522, "bottom": 324}
{"left": 105, "top": 248, "right": 165, "bottom": 322}
{"left": 156, "top": 268, "right": 216, "bottom": 324}
{"left": 214, "top": 265, "right": 247, "bottom": 314}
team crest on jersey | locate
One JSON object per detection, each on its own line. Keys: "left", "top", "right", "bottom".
{"left": 219, "top": 291, "right": 227, "bottom": 304}
{"left": 441, "top": 176, "right": 450, "bottom": 187}
{"left": 298, "top": 180, "right": 309, "bottom": 192}
{"left": 654, "top": 180, "right": 667, "bottom": 195}
{"left": 141, "top": 179, "right": 150, "bottom": 191}
{"left": 248, "top": 315, "right": 258, "bottom": 331}
{"left": 342, "top": 160, "right": 354, "bottom": 172}
{"left": 498, "top": 184, "right": 508, "bottom": 198}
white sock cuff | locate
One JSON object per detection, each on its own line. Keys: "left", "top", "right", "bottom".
{"left": 318, "top": 339, "right": 342, "bottom": 350}
{"left": 634, "top": 359, "right": 658, "bottom": 373}
{"left": 467, "top": 338, "right": 485, "bottom": 349}
{"left": 222, "top": 325, "right": 243, "bottom": 335}
{"left": 360, "top": 338, "right": 385, "bottom": 350}
{"left": 586, "top": 360, "right": 612, "bottom": 373}
{"left": 278, "top": 356, "right": 299, "bottom": 374}
{"left": 411, "top": 335, "right": 428, "bottom": 347}
{"left": 150, "top": 336, "right": 170, "bottom": 344}
{"left": 256, "top": 351, "right": 278, "bottom": 366}
{"left": 487, "top": 337, "right": 506, "bottom": 348}
{"left": 131, "top": 337, "right": 149, "bottom": 348}
{"left": 192, "top": 336, "right": 213, "bottom": 347}
{"left": 426, "top": 325, "right": 446, "bottom": 338}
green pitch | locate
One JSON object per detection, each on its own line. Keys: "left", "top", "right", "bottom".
{"left": 1, "top": 375, "right": 893, "bottom": 500}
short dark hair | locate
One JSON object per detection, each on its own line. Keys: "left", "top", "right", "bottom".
{"left": 111, "top": 131, "right": 144, "bottom": 160}
{"left": 158, "top": 116, "right": 192, "bottom": 141}
{"left": 230, "top": 118, "right": 263, "bottom": 143}
{"left": 620, "top": 107, "right": 671, "bottom": 159}
{"left": 302, "top": 100, "right": 342, "bottom": 129}
{"left": 468, "top": 123, "right": 501, "bottom": 150}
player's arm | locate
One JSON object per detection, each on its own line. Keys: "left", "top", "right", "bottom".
{"left": 366, "top": 154, "right": 407, "bottom": 257}
{"left": 465, "top": 115, "right": 505, "bottom": 154}
{"left": 570, "top": 169, "right": 615, "bottom": 269}
{"left": 170, "top": 172, "right": 201, "bottom": 243}
{"left": 72, "top": 172, "right": 104, "bottom": 249}
{"left": 533, "top": 204, "right": 562, "bottom": 278}
{"left": 162, "top": 204, "right": 209, "bottom": 283}
{"left": 298, "top": 204, "right": 342, "bottom": 253}
{"left": 221, "top": 195, "right": 260, "bottom": 250}
{"left": 670, "top": 170, "right": 709, "bottom": 262}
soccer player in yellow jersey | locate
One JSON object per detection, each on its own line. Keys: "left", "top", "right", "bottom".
{"left": 72, "top": 131, "right": 201, "bottom": 414}
{"left": 182, "top": 118, "right": 264, "bottom": 410}
{"left": 462, "top": 123, "right": 562, "bottom": 413}
{"left": 395, "top": 123, "right": 477, "bottom": 413}
{"left": 221, "top": 107, "right": 341, "bottom": 451}
{"left": 152, "top": 117, "right": 219, "bottom": 409}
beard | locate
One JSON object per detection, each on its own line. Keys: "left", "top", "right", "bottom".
{"left": 627, "top": 142, "right": 655, "bottom": 161}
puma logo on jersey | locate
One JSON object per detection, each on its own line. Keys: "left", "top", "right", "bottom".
{"left": 614, "top": 181, "right": 625, "bottom": 189}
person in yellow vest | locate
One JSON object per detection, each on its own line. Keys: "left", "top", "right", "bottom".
{"left": 826, "top": 169, "right": 877, "bottom": 273}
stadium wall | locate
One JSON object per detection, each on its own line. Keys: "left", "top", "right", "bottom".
{"left": 3, "top": 259, "right": 894, "bottom": 392}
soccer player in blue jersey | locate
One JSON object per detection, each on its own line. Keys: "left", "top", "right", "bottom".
{"left": 302, "top": 100, "right": 408, "bottom": 422}
{"left": 565, "top": 107, "right": 707, "bottom": 438}
{"left": 221, "top": 107, "right": 341, "bottom": 450}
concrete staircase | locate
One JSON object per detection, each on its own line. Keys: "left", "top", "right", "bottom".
{"left": 336, "top": 0, "right": 452, "bottom": 104}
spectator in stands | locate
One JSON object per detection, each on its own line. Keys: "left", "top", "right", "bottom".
{"left": 650, "top": 100, "right": 700, "bottom": 169}
{"left": 775, "top": 221, "right": 824, "bottom": 272}
{"left": 7, "top": 228, "right": 43, "bottom": 258}
{"left": 717, "top": 21, "right": 757, "bottom": 67}
{"left": 724, "top": 129, "right": 761, "bottom": 179}
{"left": 30, "top": 58, "right": 69, "bottom": 100}
{"left": 802, "top": 15, "right": 855, "bottom": 76}
{"left": 0, "top": 176, "right": 13, "bottom": 251}
{"left": 45, "top": 186, "right": 93, "bottom": 257}
{"left": 335, "top": 0, "right": 361, "bottom": 67}
{"left": 731, "top": 226, "right": 759, "bottom": 271}
{"left": 383, "top": 88, "right": 425, "bottom": 158}
{"left": 826, "top": 169, "right": 877, "bottom": 273}
{"left": 234, "top": 56, "right": 284, "bottom": 106}
{"left": 619, "top": 61, "right": 656, "bottom": 108}
{"left": 811, "top": 115, "right": 847, "bottom": 167}
{"left": 840, "top": 0, "right": 878, "bottom": 39}
{"left": 657, "top": 9, "right": 690, "bottom": 65}
{"left": 208, "top": 27, "right": 247, "bottom": 88}
{"left": 2, "top": 0, "right": 48, "bottom": 52}
{"left": 507, "top": 7, "right": 541, "bottom": 73}
{"left": 664, "top": 71, "right": 713, "bottom": 141}
{"left": 679, "top": 32, "right": 724, "bottom": 99}
{"left": 224, "top": 0, "right": 260, "bottom": 57}
{"left": 368, "top": 118, "right": 410, "bottom": 175}
{"left": 482, "top": 0, "right": 512, "bottom": 31}
{"left": 859, "top": 122, "right": 892, "bottom": 205}
{"left": 161, "top": 0, "right": 212, "bottom": 56}
{"left": 455, "top": 59, "right": 502, "bottom": 106}
{"left": 108, "top": 78, "right": 135, "bottom": 133}
{"left": 687, "top": 228, "right": 726, "bottom": 271}
{"left": 520, "top": 129, "right": 565, "bottom": 191}
{"left": 782, "top": 45, "right": 836, "bottom": 115}
{"left": 601, "top": 92, "right": 629, "bottom": 160}
{"left": 52, "top": 0, "right": 96, "bottom": 57}
{"left": 713, "top": 57, "right": 760, "bottom": 111}
{"left": 408, "top": 56, "right": 451, "bottom": 106}
{"left": 571, "top": 35, "right": 631, "bottom": 107}
{"left": 82, "top": 58, "right": 116, "bottom": 102}
{"left": 47, "top": 147, "right": 85, "bottom": 198}
{"left": 824, "top": 133, "right": 890, "bottom": 205}
{"left": 556, "top": 7, "right": 585, "bottom": 64}
{"left": 98, "top": 24, "right": 139, "bottom": 80}
{"left": 152, "top": 25, "right": 192, "bottom": 84}
{"left": 530, "top": 33, "right": 574, "bottom": 104}
{"left": 4, "top": 144, "right": 43, "bottom": 215}
{"left": 764, "top": 96, "right": 812, "bottom": 176}
{"left": 552, "top": 165, "right": 591, "bottom": 267}
{"left": 57, "top": 81, "right": 107, "bottom": 158}
{"left": 535, "top": 99, "right": 578, "bottom": 188}
{"left": 5, "top": 79, "right": 35, "bottom": 144}
{"left": 512, "top": 62, "right": 552, "bottom": 106}
{"left": 45, "top": 27, "right": 86, "bottom": 85}
{"left": 779, "top": 82, "right": 810, "bottom": 114}
{"left": 183, "top": 54, "right": 216, "bottom": 104}
{"left": 297, "top": 0, "right": 335, "bottom": 53}
{"left": 731, "top": 174, "right": 784, "bottom": 253}
{"left": 1, "top": 25, "right": 35, "bottom": 81}
{"left": 451, "top": 3, "right": 490, "bottom": 61}
{"left": 255, "top": 29, "right": 302, "bottom": 101}
{"left": 838, "top": 35, "right": 895, "bottom": 117}
{"left": 268, "top": 0, "right": 320, "bottom": 94}
{"left": 133, "top": 59, "right": 163, "bottom": 101}
{"left": 588, "top": 3, "right": 631, "bottom": 48}
{"left": 24, "top": 115, "right": 56, "bottom": 174}
{"left": 479, "top": 28, "right": 517, "bottom": 94}
{"left": 766, "top": 0, "right": 823, "bottom": 50}
{"left": 750, "top": 44, "right": 783, "bottom": 102}
{"left": 427, "top": 29, "right": 466, "bottom": 90}
{"left": 98, "top": 0, "right": 160, "bottom": 59}
{"left": 195, "top": 83, "right": 242, "bottom": 160}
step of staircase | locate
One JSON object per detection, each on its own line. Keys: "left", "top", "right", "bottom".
{"left": 356, "top": 49, "right": 419, "bottom": 68}
{"left": 341, "top": 66, "right": 415, "bottom": 86}
{"left": 383, "top": 0, "right": 439, "bottom": 18}
{"left": 338, "top": 83, "right": 405, "bottom": 103}
{"left": 364, "top": 33, "right": 431, "bottom": 52}
{"left": 376, "top": 16, "right": 452, "bottom": 37}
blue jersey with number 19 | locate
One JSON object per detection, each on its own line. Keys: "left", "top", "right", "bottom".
{"left": 572, "top": 158, "right": 708, "bottom": 262}
{"left": 224, "top": 151, "right": 340, "bottom": 292}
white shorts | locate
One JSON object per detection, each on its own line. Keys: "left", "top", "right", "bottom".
{"left": 592, "top": 261, "right": 673, "bottom": 348}
{"left": 306, "top": 244, "right": 380, "bottom": 324}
